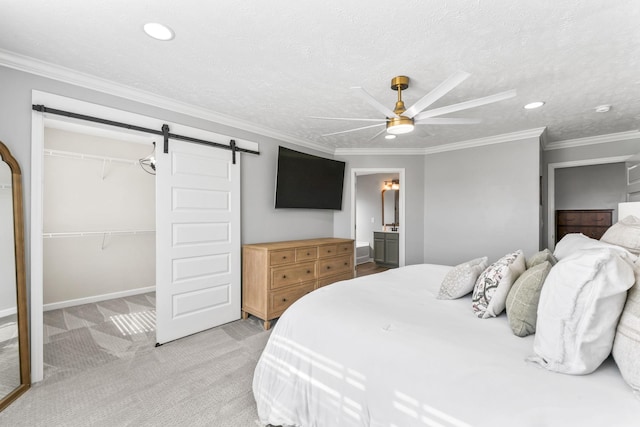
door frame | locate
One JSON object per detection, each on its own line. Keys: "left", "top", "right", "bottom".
{"left": 546, "top": 155, "right": 631, "bottom": 251}
{"left": 30, "top": 91, "right": 256, "bottom": 382}
{"left": 350, "top": 168, "right": 406, "bottom": 267}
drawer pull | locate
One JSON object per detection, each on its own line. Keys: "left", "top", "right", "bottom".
{"left": 344, "top": 262, "right": 348, "bottom": 266}
{"left": 596, "top": 218, "right": 604, "bottom": 222}
{"left": 282, "top": 256, "right": 287, "bottom": 259}
{"left": 282, "top": 298, "right": 287, "bottom": 302}
{"left": 326, "top": 266, "right": 331, "bottom": 270}
{"left": 282, "top": 275, "right": 287, "bottom": 279}
{"left": 307, "top": 270, "right": 311, "bottom": 274}
{"left": 327, "top": 250, "right": 332, "bottom": 253}
{"left": 307, "top": 252, "right": 310, "bottom": 256}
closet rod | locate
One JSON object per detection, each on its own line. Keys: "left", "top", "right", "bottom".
{"left": 32, "top": 105, "right": 260, "bottom": 162}
{"left": 44, "top": 149, "right": 140, "bottom": 166}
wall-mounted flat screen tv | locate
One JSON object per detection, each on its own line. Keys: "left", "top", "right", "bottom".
{"left": 275, "top": 146, "right": 346, "bottom": 210}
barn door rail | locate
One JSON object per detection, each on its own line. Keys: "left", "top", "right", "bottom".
{"left": 32, "top": 104, "right": 259, "bottom": 164}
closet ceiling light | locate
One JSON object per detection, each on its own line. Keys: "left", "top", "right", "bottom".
{"left": 524, "top": 101, "right": 545, "bottom": 109}
{"left": 385, "top": 134, "right": 396, "bottom": 140}
{"left": 143, "top": 23, "right": 175, "bottom": 41}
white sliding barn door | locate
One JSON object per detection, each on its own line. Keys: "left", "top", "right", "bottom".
{"left": 156, "top": 140, "right": 240, "bottom": 345}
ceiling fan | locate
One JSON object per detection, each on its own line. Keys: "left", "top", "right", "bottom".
{"left": 312, "top": 71, "right": 516, "bottom": 139}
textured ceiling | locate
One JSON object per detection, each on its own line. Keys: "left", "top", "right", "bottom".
{"left": 1, "top": 1, "right": 639, "bottom": 150}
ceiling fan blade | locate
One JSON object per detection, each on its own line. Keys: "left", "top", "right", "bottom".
{"left": 351, "top": 86, "right": 398, "bottom": 118}
{"left": 404, "top": 71, "right": 470, "bottom": 118}
{"left": 415, "top": 89, "right": 517, "bottom": 120}
{"left": 321, "top": 123, "right": 385, "bottom": 137}
{"left": 309, "top": 116, "right": 387, "bottom": 122}
{"left": 415, "top": 117, "right": 482, "bottom": 125}
{"left": 369, "top": 128, "right": 388, "bottom": 141}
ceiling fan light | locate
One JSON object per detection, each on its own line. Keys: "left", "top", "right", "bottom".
{"left": 386, "top": 116, "right": 415, "bottom": 135}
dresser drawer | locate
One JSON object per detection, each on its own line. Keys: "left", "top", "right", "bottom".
{"left": 557, "top": 212, "right": 581, "bottom": 226}
{"left": 318, "top": 256, "right": 353, "bottom": 278}
{"left": 337, "top": 242, "right": 353, "bottom": 255}
{"left": 270, "top": 249, "right": 295, "bottom": 266}
{"left": 296, "top": 247, "right": 317, "bottom": 262}
{"left": 271, "top": 261, "right": 316, "bottom": 289}
{"left": 581, "top": 211, "right": 612, "bottom": 226}
{"left": 318, "top": 244, "right": 338, "bottom": 258}
{"left": 269, "top": 282, "right": 315, "bottom": 314}
{"left": 317, "top": 271, "right": 354, "bottom": 288}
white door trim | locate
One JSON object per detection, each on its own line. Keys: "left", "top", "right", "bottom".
{"left": 30, "top": 91, "right": 257, "bottom": 382}
{"left": 547, "top": 155, "right": 631, "bottom": 251}
{"left": 350, "top": 168, "right": 406, "bottom": 267}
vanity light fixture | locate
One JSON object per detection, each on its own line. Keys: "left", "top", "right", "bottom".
{"left": 524, "top": 101, "right": 545, "bottom": 110}
{"left": 143, "top": 23, "right": 175, "bottom": 41}
{"left": 384, "top": 179, "right": 400, "bottom": 190}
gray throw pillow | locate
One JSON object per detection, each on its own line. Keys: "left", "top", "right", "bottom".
{"left": 526, "top": 248, "right": 557, "bottom": 269}
{"left": 505, "top": 261, "right": 552, "bottom": 337}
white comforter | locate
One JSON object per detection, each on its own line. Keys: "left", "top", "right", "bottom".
{"left": 253, "top": 264, "right": 640, "bottom": 427}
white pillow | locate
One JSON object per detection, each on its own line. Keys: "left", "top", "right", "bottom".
{"left": 437, "top": 257, "right": 489, "bottom": 300}
{"left": 612, "top": 258, "right": 640, "bottom": 392}
{"left": 530, "top": 247, "right": 636, "bottom": 374}
{"left": 554, "top": 233, "right": 636, "bottom": 261}
{"left": 471, "top": 250, "right": 526, "bottom": 319}
{"left": 601, "top": 215, "right": 640, "bottom": 255}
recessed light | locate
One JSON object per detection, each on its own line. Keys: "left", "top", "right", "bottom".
{"left": 524, "top": 101, "right": 545, "bottom": 110}
{"left": 143, "top": 23, "right": 175, "bottom": 41}
{"left": 385, "top": 134, "right": 397, "bottom": 140}
{"left": 595, "top": 104, "right": 611, "bottom": 113}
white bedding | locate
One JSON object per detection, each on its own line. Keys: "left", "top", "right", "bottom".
{"left": 253, "top": 264, "right": 640, "bottom": 427}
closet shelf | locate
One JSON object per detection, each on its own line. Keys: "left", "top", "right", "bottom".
{"left": 43, "top": 230, "right": 155, "bottom": 239}
{"left": 44, "top": 149, "right": 140, "bottom": 166}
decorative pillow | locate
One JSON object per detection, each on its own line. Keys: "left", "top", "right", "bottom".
{"left": 601, "top": 215, "right": 640, "bottom": 255}
{"left": 471, "top": 250, "right": 526, "bottom": 319}
{"left": 612, "top": 260, "right": 640, "bottom": 392}
{"left": 529, "top": 248, "right": 636, "bottom": 374}
{"left": 554, "top": 232, "right": 636, "bottom": 261}
{"left": 437, "top": 257, "right": 489, "bottom": 300}
{"left": 505, "top": 261, "right": 552, "bottom": 337}
{"left": 526, "top": 248, "right": 557, "bottom": 269}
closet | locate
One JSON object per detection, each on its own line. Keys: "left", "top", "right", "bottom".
{"left": 42, "top": 127, "right": 155, "bottom": 310}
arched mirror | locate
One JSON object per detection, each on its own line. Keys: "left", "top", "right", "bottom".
{"left": 0, "top": 141, "right": 30, "bottom": 411}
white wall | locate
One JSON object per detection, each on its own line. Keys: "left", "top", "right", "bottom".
{"left": 42, "top": 128, "right": 155, "bottom": 306}
{"left": 555, "top": 163, "right": 627, "bottom": 222}
{"left": 424, "top": 137, "right": 540, "bottom": 265}
{"left": 0, "top": 161, "right": 16, "bottom": 314}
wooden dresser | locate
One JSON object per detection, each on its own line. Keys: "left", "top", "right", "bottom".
{"left": 555, "top": 209, "right": 614, "bottom": 243}
{"left": 242, "top": 237, "right": 354, "bottom": 329}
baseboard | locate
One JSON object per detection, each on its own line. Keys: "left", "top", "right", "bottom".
{"left": 43, "top": 286, "right": 155, "bottom": 311}
{"left": 0, "top": 307, "right": 17, "bottom": 318}
{"left": 356, "top": 257, "right": 373, "bottom": 265}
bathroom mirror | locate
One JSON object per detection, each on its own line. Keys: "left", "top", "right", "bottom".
{"left": 381, "top": 188, "right": 399, "bottom": 227}
{"left": 0, "top": 141, "right": 30, "bottom": 412}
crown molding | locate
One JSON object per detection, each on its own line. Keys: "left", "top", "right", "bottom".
{"left": 544, "top": 130, "right": 640, "bottom": 151}
{"left": 336, "top": 127, "right": 547, "bottom": 156}
{"left": 0, "top": 49, "right": 335, "bottom": 155}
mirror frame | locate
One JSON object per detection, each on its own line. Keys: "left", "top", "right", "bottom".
{"left": 0, "top": 140, "right": 30, "bottom": 411}
{"left": 381, "top": 188, "right": 399, "bottom": 227}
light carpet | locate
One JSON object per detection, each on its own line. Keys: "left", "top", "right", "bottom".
{"left": 0, "top": 293, "right": 272, "bottom": 426}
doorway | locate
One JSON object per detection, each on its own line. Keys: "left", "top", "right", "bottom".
{"left": 350, "top": 168, "right": 406, "bottom": 268}
{"left": 31, "top": 91, "right": 254, "bottom": 382}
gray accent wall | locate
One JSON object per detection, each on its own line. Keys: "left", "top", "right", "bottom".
{"left": 424, "top": 137, "right": 540, "bottom": 264}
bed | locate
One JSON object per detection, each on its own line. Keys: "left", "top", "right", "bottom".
{"left": 253, "top": 204, "right": 640, "bottom": 427}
